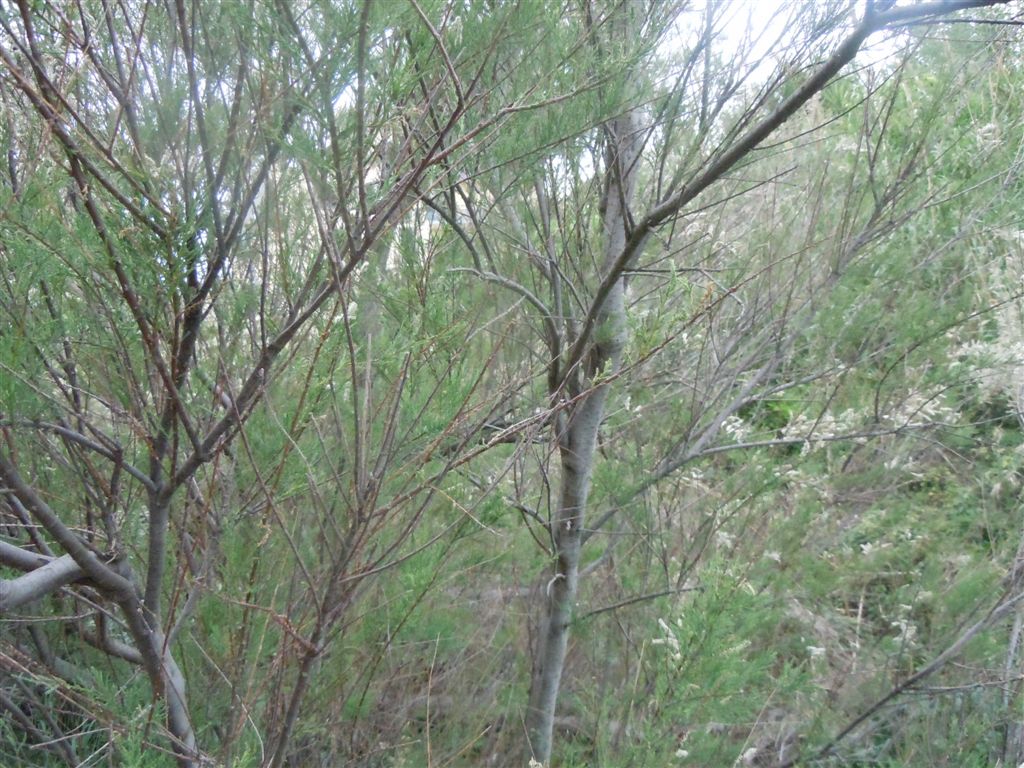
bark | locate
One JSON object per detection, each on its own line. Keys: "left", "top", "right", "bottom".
{"left": 525, "top": 109, "right": 642, "bottom": 764}
{"left": 159, "top": 637, "right": 197, "bottom": 763}
{"left": 0, "top": 538, "right": 56, "bottom": 570}
{"left": 0, "top": 551, "right": 82, "bottom": 611}
{"left": 0, "top": 454, "right": 199, "bottom": 766}
{"left": 116, "top": 602, "right": 198, "bottom": 766}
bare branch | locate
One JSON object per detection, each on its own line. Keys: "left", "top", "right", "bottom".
{"left": 0, "top": 552, "right": 82, "bottom": 611}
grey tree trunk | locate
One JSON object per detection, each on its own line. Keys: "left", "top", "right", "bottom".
{"left": 525, "top": 109, "right": 642, "bottom": 764}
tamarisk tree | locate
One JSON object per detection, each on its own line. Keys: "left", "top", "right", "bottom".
{"left": 0, "top": 1, "right": 1017, "bottom": 766}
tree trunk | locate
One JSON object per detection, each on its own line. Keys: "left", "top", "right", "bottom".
{"left": 526, "top": 109, "right": 642, "bottom": 764}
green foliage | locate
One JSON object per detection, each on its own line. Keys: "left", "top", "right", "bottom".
{"left": 632, "top": 559, "right": 813, "bottom": 765}
{"left": 3, "top": 2, "right": 1024, "bottom": 767}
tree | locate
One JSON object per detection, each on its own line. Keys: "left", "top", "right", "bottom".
{"left": 460, "top": 1, "right": 1017, "bottom": 762}
{"left": 0, "top": 1, "right": 587, "bottom": 763}
{"left": 1, "top": 1, "right": 1019, "bottom": 766}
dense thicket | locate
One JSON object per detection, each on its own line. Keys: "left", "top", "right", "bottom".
{"left": 2, "top": 1, "right": 1023, "bottom": 766}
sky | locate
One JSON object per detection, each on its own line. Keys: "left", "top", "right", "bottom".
{"left": 660, "top": 1, "right": 908, "bottom": 78}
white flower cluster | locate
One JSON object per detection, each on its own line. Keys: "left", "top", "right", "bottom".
{"left": 652, "top": 617, "right": 683, "bottom": 662}
{"left": 882, "top": 391, "right": 959, "bottom": 426}
{"left": 858, "top": 540, "right": 892, "bottom": 557}
{"left": 956, "top": 336, "right": 1024, "bottom": 413}
{"left": 771, "top": 464, "right": 831, "bottom": 501}
{"left": 781, "top": 408, "right": 860, "bottom": 452}
{"left": 721, "top": 414, "right": 751, "bottom": 441}
{"left": 954, "top": 232, "right": 1024, "bottom": 416}
{"left": 890, "top": 613, "right": 918, "bottom": 646}
{"left": 780, "top": 389, "right": 960, "bottom": 458}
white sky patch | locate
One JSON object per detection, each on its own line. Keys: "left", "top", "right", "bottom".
{"left": 334, "top": 82, "right": 356, "bottom": 113}
{"left": 658, "top": 1, "right": 910, "bottom": 85}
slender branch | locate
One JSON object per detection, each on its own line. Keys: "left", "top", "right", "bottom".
{"left": 579, "top": 586, "right": 702, "bottom": 620}
{"left": 562, "top": 0, "right": 1010, "bottom": 381}
{"left": 0, "top": 39, "right": 167, "bottom": 240}
{"left": 583, "top": 421, "right": 952, "bottom": 542}
{"left": 0, "top": 451, "right": 134, "bottom": 599}
{"left": 0, "top": 419, "right": 155, "bottom": 491}
{"left": 450, "top": 267, "right": 561, "bottom": 362}
{"left": 0, "top": 689, "right": 77, "bottom": 767}
{"left": 0, "top": 553, "right": 83, "bottom": 611}
{"left": 779, "top": 589, "right": 1024, "bottom": 768}
{"left": 409, "top": 0, "right": 465, "bottom": 108}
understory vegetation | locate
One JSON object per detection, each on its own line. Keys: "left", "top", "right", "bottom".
{"left": 2, "top": 1, "right": 1024, "bottom": 766}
